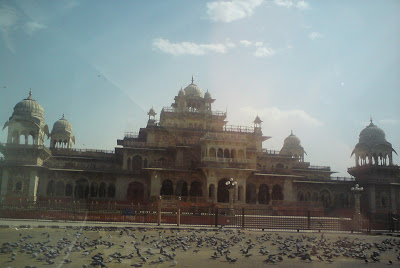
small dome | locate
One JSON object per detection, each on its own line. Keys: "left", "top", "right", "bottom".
{"left": 184, "top": 77, "right": 202, "bottom": 97}
{"left": 283, "top": 131, "right": 301, "bottom": 146}
{"left": 51, "top": 114, "right": 73, "bottom": 134}
{"left": 359, "top": 120, "right": 386, "bottom": 146}
{"left": 148, "top": 107, "right": 156, "bottom": 117}
{"left": 204, "top": 90, "right": 211, "bottom": 99}
{"left": 254, "top": 115, "right": 262, "bottom": 125}
{"left": 13, "top": 91, "right": 44, "bottom": 118}
{"left": 178, "top": 88, "right": 185, "bottom": 97}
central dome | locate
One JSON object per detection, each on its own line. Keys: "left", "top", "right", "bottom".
{"left": 13, "top": 91, "right": 44, "bottom": 119}
{"left": 283, "top": 132, "right": 301, "bottom": 146}
{"left": 51, "top": 115, "right": 73, "bottom": 134}
{"left": 184, "top": 77, "right": 202, "bottom": 97}
{"left": 359, "top": 121, "right": 386, "bottom": 145}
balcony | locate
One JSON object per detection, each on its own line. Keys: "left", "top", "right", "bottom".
{"left": 147, "top": 160, "right": 189, "bottom": 170}
{"left": 124, "top": 132, "right": 139, "bottom": 139}
{"left": 330, "top": 176, "right": 355, "bottom": 182}
{"left": 223, "top": 125, "right": 254, "bottom": 133}
{"left": 201, "top": 157, "right": 254, "bottom": 169}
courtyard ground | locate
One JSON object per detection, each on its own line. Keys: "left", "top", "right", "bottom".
{"left": 0, "top": 219, "right": 398, "bottom": 268}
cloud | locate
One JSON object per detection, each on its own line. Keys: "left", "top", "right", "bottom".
{"left": 152, "top": 38, "right": 233, "bottom": 56}
{"left": 273, "top": 0, "right": 309, "bottom": 10}
{"left": 206, "top": 0, "right": 263, "bottom": 23}
{"left": 24, "top": 21, "right": 47, "bottom": 35}
{"left": 254, "top": 46, "right": 276, "bottom": 57}
{"left": 240, "top": 106, "right": 323, "bottom": 126}
{"left": 0, "top": 3, "right": 19, "bottom": 53}
{"left": 239, "top": 40, "right": 276, "bottom": 57}
{"left": 380, "top": 119, "right": 399, "bottom": 125}
{"left": 309, "top": 31, "right": 323, "bottom": 40}
{"left": 240, "top": 39, "right": 252, "bottom": 47}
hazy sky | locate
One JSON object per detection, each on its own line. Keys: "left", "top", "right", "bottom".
{"left": 1, "top": 0, "right": 399, "bottom": 176}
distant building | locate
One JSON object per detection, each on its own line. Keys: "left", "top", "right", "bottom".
{"left": 0, "top": 79, "right": 398, "bottom": 215}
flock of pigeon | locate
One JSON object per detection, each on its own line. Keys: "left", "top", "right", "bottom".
{"left": 0, "top": 226, "right": 400, "bottom": 267}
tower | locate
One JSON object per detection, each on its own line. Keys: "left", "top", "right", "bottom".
{"left": 50, "top": 114, "right": 75, "bottom": 149}
{"left": 348, "top": 119, "right": 399, "bottom": 214}
{"left": 0, "top": 91, "right": 51, "bottom": 201}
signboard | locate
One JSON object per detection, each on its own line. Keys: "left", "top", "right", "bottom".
{"left": 121, "top": 209, "right": 136, "bottom": 216}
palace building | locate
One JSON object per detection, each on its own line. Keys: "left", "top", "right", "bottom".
{"left": 0, "top": 78, "right": 398, "bottom": 215}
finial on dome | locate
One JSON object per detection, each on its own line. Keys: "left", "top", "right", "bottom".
{"left": 191, "top": 75, "right": 194, "bottom": 84}
{"left": 28, "top": 89, "right": 32, "bottom": 99}
{"left": 62, "top": 113, "right": 65, "bottom": 119}
{"left": 291, "top": 129, "right": 293, "bottom": 135}
{"left": 370, "top": 117, "right": 373, "bottom": 124}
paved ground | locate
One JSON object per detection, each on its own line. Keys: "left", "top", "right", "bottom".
{"left": 0, "top": 219, "right": 399, "bottom": 268}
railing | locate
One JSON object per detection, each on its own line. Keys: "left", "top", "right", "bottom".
{"left": 124, "top": 132, "right": 139, "bottom": 139}
{"left": 223, "top": 125, "right": 254, "bottom": 133}
{"left": 212, "top": 110, "right": 227, "bottom": 117}
{"left": 309, "top": 165, "right": 331, "bottom": 171}
{"left": 162, "top": 107, "right": 227, "bottom": 117}
{"left": 45, "top": 161, "right": 117, "bottom": 171}
{"left": 148, "top": 160, "right": 188, "bottom": 169}
{"left": 52, "top": 148, "right": 115, "bottom": 154}
{"left": 202, "top": 157, "right": 252, "bottom": 163}
{"left": 262, "top": 149, "right": 282, "bottom": 155}
{"left": 0, "top": 142, "right": 48, "bottom": 150}
{"left": 330, "top": 176, "right": 355, "bottom": 182}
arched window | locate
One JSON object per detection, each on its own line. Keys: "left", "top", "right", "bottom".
{"left": 258, "top": 184, "right": 270, "bottom": 204}
{"left": 218, "top": 179, "right": 230, "bottom": 203}
{"left": 160, "top": 179, "right": 173, "bottom": 196}
{"left": 90, "top": 182, "right": 98, "bottom": 197}
{"left": 132, "top": 155, "right": 143, "bottom": 172}
{"left": 209, "top": 148, "right": 216, "bottom": 158}
{"left": 176, "top": 180, "right": 188, "bottom": 196}
{"left": 246, "top": 183, "right": 257, "bottom": 204}
{"left": 276, "top": 163, "right": 284, "bottom": 169}
{"left": 272, "top": 185, "right": 283, "bottom": 200}
{"left": 127, "top": 182, "right": 144, "bottom": 203}
{"left": 74, "top": 178, "right": 89, "bottom": 199}
{"left": 108, "top": 183, "right": 116, "bottom": 198}
{"left": 224, "top": 149, "right": 230, "bottom": 158}
{"left": 99, "top": 182, "right": 106, "bottom": 198}
{"left": 65, "top": 183, "right": 73, "bottom": 196}
{"left": 217, "top": 148, "right": 223, "bottom": 158}
{"left": 298, "top": 191, "right": 304, "bottom": 201}
{"left": 231, "top": 149, "right": 237, "bottom": 159}
{"left": 55, "top": 181, "right": 64, "bottom": 196}
{"left": 15, "top": 181, "right": 22, "bottom": 191}
{"left": 190, "top": 181, "right": 202, "bottom": 197}
{"left": 47, "top": 180, "right": 55, "bottom": 196}
{"left": 320, "top": 189, "right": 331, "bottom": 208}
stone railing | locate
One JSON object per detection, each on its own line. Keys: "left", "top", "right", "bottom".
{"left": 202, "top": 157, "right": 252, "bottom": 163}
{"left": 330, "top": 176, "right": 355, "bottom": 182}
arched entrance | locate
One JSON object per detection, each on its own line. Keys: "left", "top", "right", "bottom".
{"left": 190, "top": 181, "right": 202, "bottom": 197}
{"left": 258, "top": 184, "right": 270, "bottom": 204}
{"left": 320, "top": 189, "right": 331, "bottom": 208}
{"left": 74, "top": 178, "right": 89, "bottom": 199}
{"left": 160, "top": 179, "right": 173, "bottom": 196}
{"left": 217, "top": 178, "right": 229, "bottom": 203}
{"left": 272, "top": 184, "right": 283, "bottom": 200}
{"left": 176, "top": 180, "right": 188, "bottom": 196}
{"left": 246, "top": 183, "right": 257, "bottom": 203}
{"left": 127, "top": 182, "right": 144, "bottom": 203}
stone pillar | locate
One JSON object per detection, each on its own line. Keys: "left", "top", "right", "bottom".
{"left": 0, "top": 169, "right": 9, "bottom": 198}
{"left": 283, "top": 180, "right": 294, "bottom": 201}
{"left": 268, "top": 189, "right": 273, "bottom": 204}
{"left": 28, "top": 170, "right": 39, "bottom": 202}
{"left": 256, "top": 187, "right": 259, "bottom": 204}
{"left": 150, "top": 173, "right": 161, "bottom": 198}
{"left": 368, "top": 185, "right": 376, "bottom": 213}
{"left": 391, "top": 186, "right": 397, "bottom": 214}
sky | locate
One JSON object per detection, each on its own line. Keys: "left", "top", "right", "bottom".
{"left": 0, "top": 0, "right": 399, "bottom": 177}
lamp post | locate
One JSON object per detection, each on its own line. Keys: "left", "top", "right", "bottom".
{"left": 351, "top": 184, "right": 363, "bottom": 232}
{"left": 225, "top": 178, "right": 237, "bottom": 215}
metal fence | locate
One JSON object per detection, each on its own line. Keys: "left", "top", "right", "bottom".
{"left": 0, "top": 201, "right": 397, "bottom": 232}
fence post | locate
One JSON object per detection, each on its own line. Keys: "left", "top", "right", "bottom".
{"left": 177, "top": 208, "right": 181, "bottom": 227}
{"left": 307, "top": 210, "right": 311, "bottom": 230}
{"left": 215, "top": 207, "right": 219, "bottom": 227}
{"left": 157, "top": 196, "right": 162, "bottom": 226}
{"left": 242, "top": 208, "right": 245, "bottom": 229}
